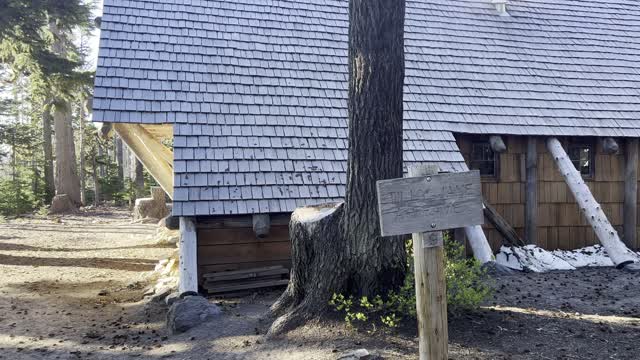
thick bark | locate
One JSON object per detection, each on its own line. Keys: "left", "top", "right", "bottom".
{"left": 269, "top": 0, "right": 406, "bottom": 336}
{"left": 115, "top": 135, "right": 124, "bottom": 184}
{"left": 269, "top": 204, "right": 346, "bottom": 336}
{"left": 42, "top": 106, "right": 55, "bottom": 204}
{"left": 50, "top": 21, "right": 81, "bottom": 207}
{"left": 79, "top": 102, "right": 86, "bottom": 205}
{"left": 341, "top": 0, "right": 406, "bottom": 297}
{"left": 53, "top": 101, "right": 81, "bottom": 207}
{"left": 92, "top": 152, "right": 100, "bottom": 206}
{"left": 134, "top": 158, "right": 145, "bottom": 198}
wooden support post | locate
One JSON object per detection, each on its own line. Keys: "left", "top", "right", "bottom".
{"left": 547, "top": 137, "right": 638, "bottom": 266}
{"left": 179, "top": 217, "right": 198, "bottom": 294}
{"left": 408, "top": 164, "right": 448, "bottom": 360}
{"left": 113, "top": 123, "right": 174, "bottom": 199}
{"left": 483, "top": 199, "right": 525, "bottom": 247}
{"left": 624, "top": 138, "right": 638, "bottom": 249}
{"left": 525, "top": 136, "right": 538, "bottom": 245}
{"left": 602, "top": 137, "right": 620, "bottom": 155}
{"left": 252, "top": 214, "right": 271, "bottom": 238}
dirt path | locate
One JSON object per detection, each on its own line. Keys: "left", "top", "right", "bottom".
{"left": 0, "top": 208, "right": 174, "bottom": 360}
{"left": 1, "top": 209, "right": 639, "bottom": 359}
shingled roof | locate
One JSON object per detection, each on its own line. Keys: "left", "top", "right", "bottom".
{"left": 93, "top": 0, "right": 640, "bottom": 216}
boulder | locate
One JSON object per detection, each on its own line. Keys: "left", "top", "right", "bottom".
{"left": 49, "top": 194, "right": 78, "bottom": 214}
{"left": 165, "top": 292, "right": 180, "bottom": 307}
{"left": 166, "top": 296, "right": 221, "bottom": 334}
{"left": 159, "top": 215, "right": 180, "bottom": 230}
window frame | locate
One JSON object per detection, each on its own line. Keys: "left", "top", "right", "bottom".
{"left": 469, "top": 140, "right": 500, "bottom": 179}
{"left": 567, "top": 140, "right": 595, "bottom": 180}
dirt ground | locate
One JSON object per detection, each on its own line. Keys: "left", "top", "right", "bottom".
{"left": 0, "top": 209, "right": 639, "bottom": 359}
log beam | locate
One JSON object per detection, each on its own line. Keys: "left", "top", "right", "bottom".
{"left": 602, "top": 137, "right": 620, "bottom": 155}
{"left": 546, "top": 137, "right": 638, "bottom": 267}
{"left": 483, "top": 199, "right": 525, "bottom": 247}
{"left": 113, "top": 123, "right": 174, "bottom": 199}
{"left": 489, "top": 135, "right": 507, "bottom": 153}
{"left": 624, "top": 138, "right": 638, "bottom": 249}
{"left": 252, "top": 214, "right": 271, "bottom": 238}
{"left": 525, "top": 136, "right": 538, "bottom": 245}
{"left": 464, "top": 225, "right": 494, "bottom": 264}
{"left": 179, "top": 217, "right": 198, "bottom": 294}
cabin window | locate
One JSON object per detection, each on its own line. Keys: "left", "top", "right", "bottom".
{"left": 470, "top": 142, "right": 498, "bottom": 177}
{"left": 568, "top": 143, "right": 594, "bottom": 178}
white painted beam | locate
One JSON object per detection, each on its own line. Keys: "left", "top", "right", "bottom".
{"left": 179, "top": 217, "right": 198, "bottom": 294}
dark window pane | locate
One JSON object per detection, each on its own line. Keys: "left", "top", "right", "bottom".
{"left": 568, "top": 145, "right": 592, "bottom": 177}
{"left": 470, "top": 142, "right": 496, "bottom": 176}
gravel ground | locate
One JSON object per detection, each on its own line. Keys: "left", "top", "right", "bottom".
{"left": 0, "top": 209, "right": 639, "bottom": 359}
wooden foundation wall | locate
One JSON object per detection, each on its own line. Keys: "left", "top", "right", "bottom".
{"left": 457, "top": 135, "right": 638, "bottom": 251}
{"left": 196, "top": 214, "right": 291, "bottom": 284}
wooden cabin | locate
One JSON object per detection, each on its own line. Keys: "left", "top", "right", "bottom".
{"left": 457, "top": 135, "right": 639, "bottom": 251}
{"left": 92, "top": 0, "right": 640, "bottom": 292}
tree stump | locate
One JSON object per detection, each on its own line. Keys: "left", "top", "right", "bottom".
{"left": 133, "top": 186, "right": 169, "bottom": 220}
{"left": 268, "top": 203, "right": 346, "bottom": 337}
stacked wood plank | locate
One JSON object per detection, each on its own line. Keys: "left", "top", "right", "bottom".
{"left": 202, "top": 265, "right": 290, "bottom": 295}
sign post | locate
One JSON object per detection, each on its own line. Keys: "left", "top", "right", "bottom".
{"left": 377, "top": 164, "right": 483, "bottom": 360}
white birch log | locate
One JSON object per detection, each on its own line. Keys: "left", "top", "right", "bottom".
{"left": 546, "top": 137, "right": 638, "bottom": 267}
{"left": 464, "top": 225, "right": 495, "bottom": 264}
{"left": 179, "top": 217, "right": 198, "bottom": 294}
{"left": 457, "top": 163, "right": 495, "bottom": 264}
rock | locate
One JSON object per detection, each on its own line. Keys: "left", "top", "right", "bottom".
{"left": 150, "top": 286, "right": 173, "bottom": 303}
{"left": 482, "top": 261, "right": 517, "bottom": 275}
{"left": 621, "top": 262, "right": 640, "bottom": 272}
{"left": 98, "top": 289, "right": 109, "bottom": 296}
{"left": 133, "top": 187, "right": 169, "bottom": 220}
{"left": 160, "top": 215, "right": 180, "bottom": 230}
{"left": 338, "top": 349, "right": 378, "bottom": 360}
{"left": 166, "top": 296, "right": 221, "bottom": 334}
{"left": 155, "top": 227, "right": 180, "bottom": 246}
{"left": 49, "top": 194, "right": 78, "bottom": 214}
{"left": 166, "top": 235, "right": 179, "bottom": 246}
{"left": 165, "top": 293, "right": 180, "bottom": 307}
{"left": 135, "top": 217, "right": 161, "bottom": 224}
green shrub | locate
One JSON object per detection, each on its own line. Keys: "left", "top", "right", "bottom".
{"left": 329, "top": 235, "right": 492, "bottom": 329}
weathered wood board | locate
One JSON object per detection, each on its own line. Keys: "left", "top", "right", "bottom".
{"left": 376, "top": 170, "right": 483, "bottom": 236}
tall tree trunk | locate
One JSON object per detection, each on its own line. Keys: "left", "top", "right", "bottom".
{"left": 50, "top": 21, "right": 81, "bottom": 207}
{"left": 79, "top": 101, "right": 86, "bottom": 205}
{"left": 115, "top": 135, "right": 124, "bottom": 189}
{"left": 340, "top": 0, "right": 406, "bottom": 295}
{"left": 92, "top": 151, "right": 100, "bottom": 206}
{"left": 134, "top": 158, "right": 145, "bottom": 198}
{"left": 53, "top": 101, "right": 81, "bottom": 206}
{"left": 269, "top": 0, "right": 406, "bottom": 336}
{"left": 42, "top": 106, "right": 55, "bottom": 204}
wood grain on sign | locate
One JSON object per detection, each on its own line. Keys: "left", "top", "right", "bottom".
{"left": 377, "top": 171, "right": 483, "bottom": 236}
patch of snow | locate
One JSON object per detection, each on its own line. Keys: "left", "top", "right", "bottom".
{"left": 496, "top": 245, "right": 575, "bottom": 272}
{"left": 552, "top": 245, "right": 614, "bottom": 268}
{"left": 497, "top": 244, "right": 640, "bottom": 273}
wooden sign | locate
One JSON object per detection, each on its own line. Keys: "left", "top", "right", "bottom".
{"left": 376, "top": 170, "right": 483, "bottom": 237}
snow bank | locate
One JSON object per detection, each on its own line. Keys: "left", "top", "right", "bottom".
{"left": 496, "top": 244, "right": 636, "bottom": 272}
